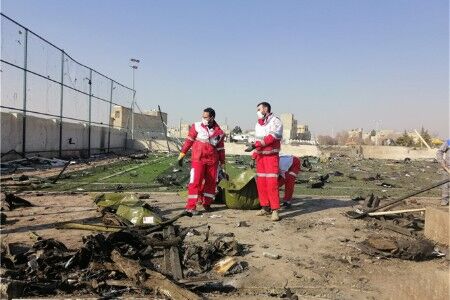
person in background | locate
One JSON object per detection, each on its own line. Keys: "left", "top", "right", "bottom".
{"left": 436, "top": 139, "right": 450, "bottom": 206}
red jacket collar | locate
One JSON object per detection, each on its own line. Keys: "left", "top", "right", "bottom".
{"left": 200, "top": 121, "right": 223, "bottom": 137}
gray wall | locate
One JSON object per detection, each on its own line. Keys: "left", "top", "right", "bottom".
{"left": 1, "top": 112, "right": 127, "bottom": 158}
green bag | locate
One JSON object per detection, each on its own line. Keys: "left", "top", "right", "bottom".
{"left": 93, "top": 193, "right": 162, "bottom": 225}
{"left": 94, "top": 192, "right": 129, "bottom": 209}
{"left": 116, "top": 204, "right": 162, "bottom": 225}
{"left": 218, "top": 169, "right": 260, "bottom": 210}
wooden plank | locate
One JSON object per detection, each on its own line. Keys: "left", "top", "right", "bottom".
{"left": 414, "top": 129, "right": 432, "bottom": 150}
{"left": 163, "top": 225, "right": 183, "bottom": 280}
{"left": 111, "top": 250, "right": 199, "bottom": 300}
{"left": 168, "top": 225, "right": 183, "bottom": 280}
{"left": 368, "top": 208, "right": 426, "bottom": 216}
{"left": 163, "top": 227, "right": 172, "bottom": 274}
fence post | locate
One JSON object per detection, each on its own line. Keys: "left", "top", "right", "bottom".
{"left": 87, "top": 68, "right": 92, "bottom": 157}
{"left": 21, "top": 29, "right": 28, "bottom": 157}
{"left": 107, "top": 80, "right": 113, "bottom": 152}
{"left": 58, "top": 51, "right": 64, "bottom": 158}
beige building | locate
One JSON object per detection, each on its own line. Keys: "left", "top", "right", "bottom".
{"left": 347, "top": 128, "right": 363, "bottom": 144}
{"left": 297, "top": 124, "right": 311, "bottom": 140}
{"left": 280, "top": 113, "right": 298, "bottom": 141}
{"left": 111, "top": 106, "right": 167, "bottom": 138}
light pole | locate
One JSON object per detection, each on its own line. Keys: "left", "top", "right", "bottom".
{"left": 130, "top": 58, "right": 140, "bottom": 139}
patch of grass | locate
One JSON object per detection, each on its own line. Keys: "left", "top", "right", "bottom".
{"left": 35, "top": 153, "right": 443, "bottom": 198}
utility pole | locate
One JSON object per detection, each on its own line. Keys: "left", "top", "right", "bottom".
{"left": 130, "top": 58, "right": 140, "bottom": 139}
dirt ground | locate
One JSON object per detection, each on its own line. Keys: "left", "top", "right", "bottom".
{"left": 1, "top": 191, "right": 448, "bottom": 299}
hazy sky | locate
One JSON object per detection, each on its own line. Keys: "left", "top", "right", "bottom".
{"left": 2, "top": 0, "right": 449, "bottom": 137}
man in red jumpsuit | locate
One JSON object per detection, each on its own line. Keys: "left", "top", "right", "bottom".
{"left": 245, "top": 101, "right": 283, "bottom": 221}
{"left": 178, "top": 107, "right": 226, "bottom": 214}
{"left": 278, "top": 154, "right": 301, "bottom": 208}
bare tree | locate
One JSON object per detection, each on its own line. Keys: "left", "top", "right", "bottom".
{"left": 335, "top": 131, "right": 350, "bottom": 145}
{"left": 317, "top": 135, "right": 337, "bottom": 145}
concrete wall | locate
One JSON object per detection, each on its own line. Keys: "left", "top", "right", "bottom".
{"left": 1, "top": 112, "right": 127, "bottom": 159}
{"left": 126, "top": 139, "right": 438, "bottom": 160}
{"left": 224, "top": 142, "right": 321, "bottom": 157}
{"left": 360, "top": 145, "right": 436, "bottom": 160}
{"left": 4, "top": 110, "right": 438, "bottom": 161}
{"left": 130, "top": 138, "right": 180, "bottom": 152}
{"left": 224, "top": 142, "right": 437, "bottom": 160}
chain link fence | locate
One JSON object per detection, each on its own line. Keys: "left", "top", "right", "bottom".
{"left": 1, "top": 13, "right": 135, "bottom": 157}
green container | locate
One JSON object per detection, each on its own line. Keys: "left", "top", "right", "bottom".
{"left": 116, "top": 204, "right": 162, "bottom": 225}
{"left": 219, "top": 169, "right": 260, "bottom": 210}
{"left": 94, "top": 193, "right": 162, "bottom": 225}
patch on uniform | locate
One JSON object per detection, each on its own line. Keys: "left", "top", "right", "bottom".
{"left": 447, "top": 139, "right": 450, "bottom": 146}
{"left": 190, "top": 168, "right": 195, "bottom": 184}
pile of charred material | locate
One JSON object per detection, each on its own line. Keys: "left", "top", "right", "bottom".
{"left": 345, "top": 178, "right": 450, "bottom": 261}
{"left": 1, "top": 204, "right": 245, "bottom": 299}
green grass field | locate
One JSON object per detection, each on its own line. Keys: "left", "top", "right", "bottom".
{"left": 36, "top": 154, "right": 443, "bottom": 198}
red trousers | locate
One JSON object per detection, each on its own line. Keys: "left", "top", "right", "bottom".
{"left": 186, "top": 161, "right": 218, "bottom": 210}
{"left": 278, "top": 156, "right": 301, "bottom": 201}
{"left": 256, "top": 154, "right": 280, "bottom": 210}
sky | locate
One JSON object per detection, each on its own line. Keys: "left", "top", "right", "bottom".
{"left": 2, "top": 0, "right": 449, "bottom": 137}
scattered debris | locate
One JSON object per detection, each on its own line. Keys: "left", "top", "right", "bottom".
{"left": 182, "top": 235, "right": 244, "bottom": 276}
{"left": 0, "top": 213, "right": 6, "bottom": 225}
{"left": 236, "top": 221, "right": 249, "bottom": 227}
{"left": 359, "top": 235, "right": 437, "bottom": 261}
{"left": 315, "top": 218, "right": 336, "bottom": 226}
{"left": 138, "top": 193, "right": 150, "bottom": 199}
{"left": 1, "top": 157, "right": 68, "bottom": 175}
{"left": 378, "top": 182, "right": 396, "bottom": 188}
{"left": 11, "top": 174, "right": 29, "bottom": 181}
{"left": 310, "top": 173, "right": 330, "bottom": 188}
{"left": 128, "top": 153, "right": 148, "bottom": 160}
{"left": 345, "top": 178, "right": 450, "bottom": 219}
{"left": 1, "top": 193, "right": 33, "bottom": 210}
{"left": 263, "top": 252, "right": 281, "bottom": 260}
{"left": 213, "top": 256, "right": 245, "bottom": 276}
{"left": 209, "top": 214, "right": 222, "bottom": 219}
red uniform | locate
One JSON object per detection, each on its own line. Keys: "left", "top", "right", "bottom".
{"left": 181, "top": 121, "right": 225, "bottom": 210}
{"left": 278, "top": 155, "right": 301, "bottom": 202}
{"left": 253, "top": 113, "right": 283, "bottom": 210}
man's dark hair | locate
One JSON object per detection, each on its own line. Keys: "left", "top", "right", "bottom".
{"left": 257, "top": 101, "right": 271, "bottom": 113}
{"left": 203, "top": 107, "right": 216, "bottom": 118}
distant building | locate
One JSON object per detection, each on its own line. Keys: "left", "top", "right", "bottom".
{"left": 347, "top": 128, "right": 363, "bottom": 144}
{"left": 280, "top": 113, "right": 298, "bottom": 141}
{"left": 296, "top": 124, "right": 311, "bottom": 141}
{"left": 111, "top": 106, "right": 167, "bottom": 138}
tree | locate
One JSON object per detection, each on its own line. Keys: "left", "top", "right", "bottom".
{"left": 396, "top": 131, "right": 415, "bottom": 147}
{"left": 317, "top": 135, "right": 337, "bottom": 145}
{"left": 419, "top": 126, "right": 432, "bottom": 147}
{"left": 335, "top": 131, "right": 350, "bottom": 145}
{"left": 231, "top": 126, "right": 242, "bottom": 135}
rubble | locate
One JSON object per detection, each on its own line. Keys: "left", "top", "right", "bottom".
{"left": 1, "top": 157, "right": 68, "bottom": 175}
{"left": 263, "top": 252, "right": 281, "bottom": 259}
{"left": 1, "top": 193, "right": 33, "bottom": 210}
{"left": 1, "top": 216, "right": 244, "bottom": 298}
{"left": 358, "top": 235, "right": 437, "bottom": 261}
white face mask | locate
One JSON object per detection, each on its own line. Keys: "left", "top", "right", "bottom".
{"left": 202, "top": 118, "right": 209, "bottom": 126}
{"left": 257, "top": 111, "right": 265, "bottom": 119}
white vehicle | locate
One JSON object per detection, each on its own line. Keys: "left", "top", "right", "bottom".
{"left": 232, "top": 134, "right": 249, "bottom": 143}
